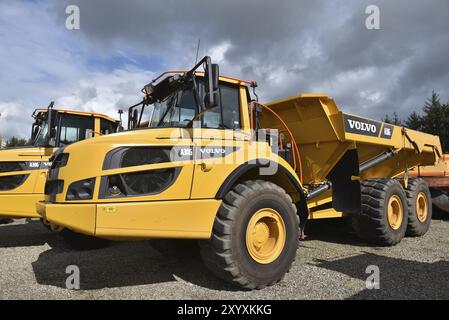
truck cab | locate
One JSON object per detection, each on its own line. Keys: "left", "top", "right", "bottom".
{"left": 0, "top": 104, "right": 118, "bottom": 219}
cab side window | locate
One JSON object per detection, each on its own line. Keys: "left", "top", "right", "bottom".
{"left": 220, "top": 83, "right": 241, "bottom": 129}
{"left": 197, "top": 81, "right": 241, "bottom": 129}
{"left": 100, "top": 119, "right": 117, "bottom": 135}
{"left": 58, "top": 115, "right": 94, "bottom": 146}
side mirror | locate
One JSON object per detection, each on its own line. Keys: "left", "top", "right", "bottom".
{"left": 49, "top": 127, "right": 57, "bottom": 139}
{"left": 31, "top": 124, "right": 39, "bottom": 141}
{"left": 204, "top": 60, "right": 220, "bottom": 108}
{"left": 132, "top": 109, "right": 139, "bottom": 128}
{"left": 47, "top": 109, "right": 58, "bottom": 137}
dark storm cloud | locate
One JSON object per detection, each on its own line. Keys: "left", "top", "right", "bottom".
{"left": 46, "top": 0, "right": 449, "bottom": 119}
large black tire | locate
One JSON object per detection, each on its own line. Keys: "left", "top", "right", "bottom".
{"left": 404, "top": 178, "right": 432, "bottom": 237}
{"left": 59, "top": 229, "right": 110, "bottom": 251}
{"left": 430, "top": 188, "right": 449, "bottom": 213}
{"left": 199, "top": 180, "right": 299, "bottom": 290}
{"left": 0, "top": 218, "right": 13, "bottom": 225}
{"left": 352, "top": 179, "right": 407, "bottom": 246}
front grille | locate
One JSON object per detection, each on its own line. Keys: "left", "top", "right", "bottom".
{"left": 0, "top": 174, "right": 29, "bottom": 191}
{"left": 44, "top": 180, "right": 64, "bottom": 196}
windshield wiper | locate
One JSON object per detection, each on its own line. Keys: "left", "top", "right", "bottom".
{"left": 156, "top": 93, "right": 179, "bottom": 127}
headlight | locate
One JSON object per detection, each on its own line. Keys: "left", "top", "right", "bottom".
{"left": 66, "top": 178, "right": 95, "bottom": 200}
{"left": 44, "top": 179, "right": 64, "bottom": 195}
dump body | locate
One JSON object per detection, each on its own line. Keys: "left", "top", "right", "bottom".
{"left": 263, "top": 94, "right": 442, "bottom": 216}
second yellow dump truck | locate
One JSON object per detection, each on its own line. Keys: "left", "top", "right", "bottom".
{"left": 37, "top": 57, "right": 442, "bottom": 289}
{"left": 410, "top": 154, "right": 449, "bottom": 212}
{"left": 0, "top": 102, "right": 118, "bottom": 228}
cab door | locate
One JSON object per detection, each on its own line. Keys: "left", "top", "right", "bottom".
{"left": 190, "top": 82, "right": 250, "bottom": 199}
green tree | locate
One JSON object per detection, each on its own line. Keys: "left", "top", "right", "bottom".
{"left": 383, "top": 112, "right": 402, "bottom": 125}
{"left": 404, "top": 111, "right": 423, "bottom": 130}
{"left": 405, "top": 91, "right": 449, "bottom": 152}
{"left": 6, "top": 136, "right": 29, "bottom": 147}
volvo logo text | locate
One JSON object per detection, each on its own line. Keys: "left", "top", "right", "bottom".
{"left": 347, "top": 119, "right": 377, "bottom": 134}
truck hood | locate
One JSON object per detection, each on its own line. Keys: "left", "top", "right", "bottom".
{"left": 0, "top": 146, "right": 56, "bottom": 161}
{"left": 64, "top": 127, "right": 187, "bottom": 153}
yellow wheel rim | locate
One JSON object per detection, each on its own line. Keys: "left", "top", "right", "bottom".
{"left": 246, "top": 208, "right": 286, "bottom": 264}
{"left": 416, "top": 192, "right": 428, "bottom": 222}
{"left": 387, "top": 195, "right": 403, "bottom": 230}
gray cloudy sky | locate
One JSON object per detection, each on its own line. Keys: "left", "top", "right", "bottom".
{"left": 1, "top": 0, "right": 449, "bottom": 139}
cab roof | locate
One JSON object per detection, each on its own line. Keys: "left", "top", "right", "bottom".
{"left": 151, "top": 70, "right": 257, "bottom": 87}
{"left": 33, "top": 108, "right": 116, "bottom": 123}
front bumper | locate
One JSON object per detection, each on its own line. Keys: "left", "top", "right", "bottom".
{"left": 0, "top": 194, "right": 44, "bottom": 218}
{"left": 36, "top": 199, "right": 222, "bottom": 240}
{"left": 36, "top": 201, "right": 96, "bottom": 236}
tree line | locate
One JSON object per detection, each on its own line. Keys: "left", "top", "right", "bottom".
{"left": 384, "top": 91, "right": 449, "bottom": 152}
{"left": 3, "top": 137, "right": 30, "bottom": 147}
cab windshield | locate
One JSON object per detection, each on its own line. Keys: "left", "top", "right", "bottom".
{"left": 151, "top": 89, "right": 222, "bottom": 128}
{"left": 135, "top": 81, "right": 240, "bottom": 130}
{"left": 33, "top": 122, "right": 50, "bottom": 147}
{"left": 31, "top": 117, "right": 57, "bottom": 148}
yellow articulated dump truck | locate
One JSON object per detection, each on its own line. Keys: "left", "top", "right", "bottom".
{"left": 0, "top": 102, "right": 118, "bottom": 227}
{"left": 37, "top": 57, "right": 441, "bottom": 289}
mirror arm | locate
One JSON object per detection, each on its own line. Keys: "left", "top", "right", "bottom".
{"left": 191, "top": 74, "right": 203, "bottom": 114}
{"left": 43, "top": 101, "right": 55, "bottom": 146}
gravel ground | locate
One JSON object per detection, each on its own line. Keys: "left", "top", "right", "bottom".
{"left": 0, "top": 213, "right": 448, "bottom": 300}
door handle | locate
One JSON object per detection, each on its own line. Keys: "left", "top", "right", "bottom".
{"left": 200, "top": 162, "right": 213, "bottom": 172}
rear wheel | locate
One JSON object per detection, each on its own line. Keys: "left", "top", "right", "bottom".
{"left": 199, "top": 180, "right": 299, "bottom": 290}
{"left": 404, "top": 178, "right": 432, "bottom": 237}
{"left": 59, "top": 229, "right": 110, "bottom": 251}
{"left": 353, "top": 179, "right": 407, "bottom": 246}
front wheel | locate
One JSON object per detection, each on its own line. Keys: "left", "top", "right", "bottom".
{"left": 199, "top": 180, "right": 299, "bottom": 290}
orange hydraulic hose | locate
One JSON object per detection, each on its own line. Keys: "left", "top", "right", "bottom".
{"left": 249, "top": 101, "right": 303, "bottom": 183}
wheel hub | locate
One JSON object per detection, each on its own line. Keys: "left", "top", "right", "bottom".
{"left": 246, "top": 208, "right": 286, "bottom": 264}
{"left": 253, "top": 222, "right": 270, "bottom": 247}
{"left": 387, "top": 195, "right": 403, "bottom": 230}
{"left": 416, "top": 192, "right": 428, "bottom": 222}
